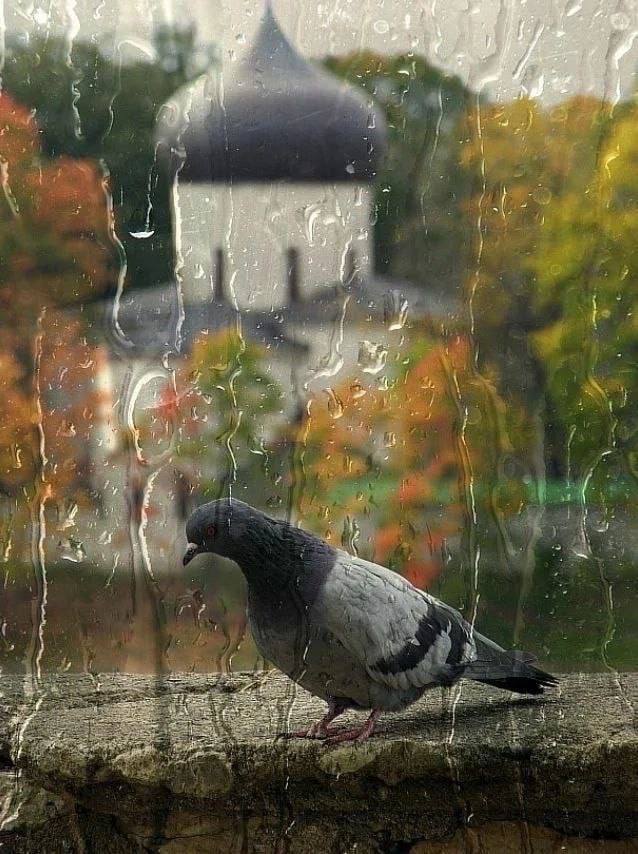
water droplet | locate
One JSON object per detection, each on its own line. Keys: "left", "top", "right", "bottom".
{"left": 129, "top": 229, "right": 155, "bottom": 239}
{"left": 341, "top": 516, "right": 360, "bottom": 555}
{"left": 358, "top": 340, "right": 388, "bottom": 374}
{"left": 33, "top": 7, "right": 49, "bottom": 25}
{"left": 384, "top": 291, "right": 409, "bottom": 330}
{"left": 521, "top": 65, "right": 544, "bottom": 99}
{"left": 373, "top": 19, "right": 390, "bottom": 34}
{"left": 384, "top": 432, "right": 397, "bottom": 448}
{"left": 532, "top": 186, "right": 552, "bottom": 205}
{"left": 57, "top": 501, "right": 78, "bottom": 531}
{"left": 565, "top": 0, "right": 583, "bottom": 17}
{"left": 350, "top": 381, "right": 367, "bottom": 399}
{"left": 325, "top": 388, "right": 344, "bottom": 419}
{"left": 302, "top": 203, "right": 322, "bottom": 245}
{"left": 611, "top": 12, "right": 630, "bottom": 30}
{"left": 57, "top": 421, "right": 76, "bottom": 437}
{"left": 58, "top": 537, "right": 86, "bottom": 563}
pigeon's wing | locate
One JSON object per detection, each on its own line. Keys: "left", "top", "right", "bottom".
{"left": 311, "top": 551, "right": 477, "bottom": 690}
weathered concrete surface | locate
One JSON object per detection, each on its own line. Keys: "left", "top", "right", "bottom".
{"left": 0, "top": 671, "right": 637, "bottom": 852}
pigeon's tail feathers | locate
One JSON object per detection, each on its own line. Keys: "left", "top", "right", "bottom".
{"left": 465, "top": 637, "right": 558, "bottom": 695}
{"left": 467, "top": 667, "right": 558, "bottom": 695}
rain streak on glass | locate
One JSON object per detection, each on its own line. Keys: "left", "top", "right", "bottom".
{"left": 0, "top": 0, "right": 636, "bottom": 848}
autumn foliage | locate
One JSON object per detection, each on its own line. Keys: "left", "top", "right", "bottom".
{"left": 288, "top": 333, "right": 502, "bottom": 589}
{"left": 0, "top": 93, "right": 113, "bottom": 501}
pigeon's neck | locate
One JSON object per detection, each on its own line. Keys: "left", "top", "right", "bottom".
{"left": 230, "top": 521, "right": 336, "bottom": 598}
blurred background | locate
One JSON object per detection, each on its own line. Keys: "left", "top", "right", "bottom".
{"left": 1, "top": 0, "right": 637, "bottom": 680}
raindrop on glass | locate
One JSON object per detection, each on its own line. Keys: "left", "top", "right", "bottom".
{"left": 358, "top": 340, "right": 388, "bottom": 374}
{"left": 325, "top": 388, "right": 344, "bottom": 419}
{"left": 384, "top": 290, "right": 409, "bottom": 330}
{"left": 341, "top": 516, "right": 360, "bottom": 555}
{"left": 384, "top": 432, "right": 397, "bottom": 448}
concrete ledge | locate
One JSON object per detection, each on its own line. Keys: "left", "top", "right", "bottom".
{"left": 1, "top": 672, "right": 637, "bottom": 852}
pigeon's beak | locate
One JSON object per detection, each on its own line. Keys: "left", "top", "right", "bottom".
{"left": 183, "top": 543, "right": 201, "bottom": 566}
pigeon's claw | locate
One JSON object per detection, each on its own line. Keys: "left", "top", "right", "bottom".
{"left": 324, "top": 709, "right": 382, "bottom": 747}
{"left": 277, "top": 699, "right": 347, "bottom": 740}
{"left": 278, "top": 722, "right": 329, "bottom": 740}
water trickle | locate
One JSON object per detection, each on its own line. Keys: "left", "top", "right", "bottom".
{"left": 384, "top": 291, "right": 409, "bottom": 330}
{"left": 302, "top": 203, "right": 322, "bottom": 246}
{"left": 341, "top": 516, "right": 360, "bottom": 556}
{"left": 324, "top": 388, "right": 344, "bottom": 419}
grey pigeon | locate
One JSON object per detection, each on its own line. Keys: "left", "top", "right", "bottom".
{"left": 184, "top": 498, "right": 557, "bottom": 744}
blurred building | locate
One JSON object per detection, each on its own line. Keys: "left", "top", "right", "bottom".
{"left": 84, "top": 2, "right": 455, "bottom": 571}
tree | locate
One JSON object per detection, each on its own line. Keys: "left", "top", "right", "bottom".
{"left": 278, "top": 331, "right": 507, "bottom": 591}
{"left": 147, "top": 328, "right": 284, "bottom": 500}
{"left": 529, "top": 102, "right": 638, "bottom": 506}
{"left": 460, "top": 96, "right": 607, "bottom": 481}
{"left": 1, "top": 29, "right": 214, "bottom": 293}
{"left": 0, "top": 93, "right": 112, "bottom": 500}
{"left": 325, "top": 52, "right": 473, "bottom": 295}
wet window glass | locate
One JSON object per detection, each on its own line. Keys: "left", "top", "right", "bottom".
{"left": 1, "top": 1, "right": 636, "bottom": 850}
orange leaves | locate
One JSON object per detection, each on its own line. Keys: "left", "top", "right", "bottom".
{"left": 297, "top": 334, "right": 476, "bottom": 585}
{"left": 27, "top": 157, "right": 112, "bottom": 300}
{"left": 0, "top": 94, "right": 38, "bottom": 176}
{"left": 39, "top": 313, "right": 100, "bottom": 494}
{"left": 0, "top": 312, "right": 103, "bottom": 501}
{"left": 0, "top": 93, "right": 112, "bottom": 323}
{"left": 0, "top": 337, "right": 35, "bottom": 491}
{"left": 0, "top": 92, "right": 113, "bottom": 499}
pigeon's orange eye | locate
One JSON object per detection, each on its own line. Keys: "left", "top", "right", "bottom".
{"left": 206, "top": 524, "right": 216, "bottom": 538}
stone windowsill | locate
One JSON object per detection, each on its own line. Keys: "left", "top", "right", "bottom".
{"left": 0, "top": 672, "right": 637, "bottom": 852}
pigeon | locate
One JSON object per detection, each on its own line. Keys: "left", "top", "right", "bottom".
{"left": 183, "top": 498, "right": 557, "bottom": 744}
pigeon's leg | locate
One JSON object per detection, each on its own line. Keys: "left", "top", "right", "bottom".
{"left": 324, "top": 709, "right": 382, "bottom": 746}
{"left": 280, "top": 699, "right": 347, "bottom": 740}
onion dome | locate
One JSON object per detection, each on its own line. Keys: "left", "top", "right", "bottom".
{"left": 158, "top": 3, "right": 387, "bottom": 183}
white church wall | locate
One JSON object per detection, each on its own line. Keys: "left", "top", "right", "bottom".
{"left": 175, "top": 181, "right": 374, "bottom": 308}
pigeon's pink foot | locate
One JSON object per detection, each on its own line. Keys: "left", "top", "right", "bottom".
{"left": 324, "top": 709, "right": 382, "bottom": 746}
{"left": 282, "top": 721, "right": 330, "bottom": 740}
{"left": 279, "top": 700, "right": 346, "bottom": 740}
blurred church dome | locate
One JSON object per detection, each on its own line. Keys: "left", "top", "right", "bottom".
{"left": 157, "top": 3, "right": 388, "bottom": 183}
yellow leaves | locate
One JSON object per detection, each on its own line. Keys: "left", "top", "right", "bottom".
{"left": 298, "top": 335, "right": 480, "bottom": 540}
{"left": 190, "top": 328, "right": 245, "bottom": 375}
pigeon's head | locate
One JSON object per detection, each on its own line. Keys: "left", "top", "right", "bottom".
{"left": 183, "top": 498, "right": 265, "bottom": 566}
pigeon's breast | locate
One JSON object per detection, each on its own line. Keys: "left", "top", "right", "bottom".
{"left": 248, "top": 593, "right": 372, "bottom": 707}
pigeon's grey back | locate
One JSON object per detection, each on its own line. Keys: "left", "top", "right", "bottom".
{"left": 311, "top": 552, "right": 477, "bottom": 693}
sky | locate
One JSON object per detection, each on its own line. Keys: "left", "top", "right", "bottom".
{"left": 4, "top": 0, "right": 638, "bottom": 105}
